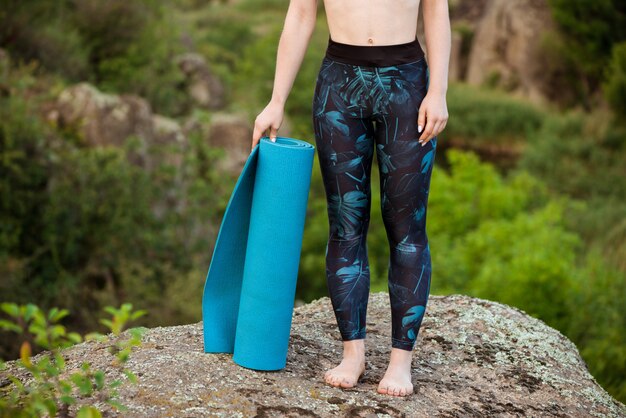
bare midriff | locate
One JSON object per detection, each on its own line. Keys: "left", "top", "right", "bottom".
{"left": 322, "top": 0, "right": 421, "bottom": 46}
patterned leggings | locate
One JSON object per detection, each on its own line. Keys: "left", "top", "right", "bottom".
{"left": 312, "top": 37, "right": 436, "bottom": 351}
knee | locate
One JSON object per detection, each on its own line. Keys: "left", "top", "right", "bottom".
{"left": 328, "top": 199, "right": 370, "bottom": 242}
{"left": 389, "top": 238, "right": 430, "bottom": 268}
{"left": 329, "top": 224, "right": 368, "bottom": 243}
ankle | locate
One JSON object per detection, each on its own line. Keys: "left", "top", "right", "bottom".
{"left": 388, "top": 348, "right": 413, "bottom": 364}
{"left": 342, "top": 339, "right": 366, "bottom": 358}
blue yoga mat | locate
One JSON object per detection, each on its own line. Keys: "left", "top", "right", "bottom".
{"left": 202, "top": 136, "right": 315, "bottom": 371}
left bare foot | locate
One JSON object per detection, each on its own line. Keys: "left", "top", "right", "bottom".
{"left": 377, "top": 347, "right": 414, "bottom": 397}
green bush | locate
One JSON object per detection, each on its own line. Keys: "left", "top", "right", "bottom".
{"left": 547, "top": 0, "right": 626, "bottom": 81}
{"left": 0, "top": 0, "right": 188, "bottom": 116}
{"left": 565, "top": 248, "right": 626, "bottom": 402}
{"left": 445, "top": 83, "right": 545, "bottom": 145}
{"left": 0, "top": 64, "right": 229, "bottom": 346}
{"left": 0, "top": 302, "right": 147, "bottom": 417}
{"left": 603, "top": 41, "right": 626, "bottom": 119}
{"left": 545, "top": 0, "right": 626, "bottom": 109}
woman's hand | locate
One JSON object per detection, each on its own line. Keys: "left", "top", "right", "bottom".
{"left": 417, "top": 91, "right": 448, "bottom": 146}
{"left": 251, "top": 101, "right": 285, "bottom": 152}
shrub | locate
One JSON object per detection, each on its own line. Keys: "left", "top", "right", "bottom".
{"left": 0, "top": 303, "right": 147, "bottom": 417}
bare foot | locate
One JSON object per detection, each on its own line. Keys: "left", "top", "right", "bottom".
{"left": 324, "top": 339, "right": 366, "bottom": 388}
{"left": 377, "top": 347, "right": 414, "bottom": 397}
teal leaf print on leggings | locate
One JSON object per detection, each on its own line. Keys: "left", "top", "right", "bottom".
{"left": 377, "top": 144, "right": 396, "bottom": 174}
{"left": 335, "top": 259, "right": 368, "bottom": 303}
{"left": 402, "top": 305, "right": 426, "bottom": 341}
{"left": 329, "top": 155, "right": 364, "bottom": 175}
{"left": 421, "top": 148, "right": 435, "bottom": 174}
{"left": 328, "top": 189, "right": 368, "bottom": 238}
{"left": 355, "top": 133, "right": 371, "bottom": 155}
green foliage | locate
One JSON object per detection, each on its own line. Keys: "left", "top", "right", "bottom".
{"left": 445, "top": 83, "right": 545, "bottom": 145}
{"left": 191, "top": 7, "right": 255, "bottom": 76}
{"left": 231, "top": 25, "right": 284, "bottom": 116}
{"left": 233, "top": 0, "right": 293, "bottom": 13}
{"left": 0, "top": 0, "right": 89, "bottom": 80}
{"left": 603, "top": 41, "right": 626, "bottom": 120}
{"left": 428, "top": 149, "right": 551, "bottom": 238}
{"left": 0, "top": 63, "right": 228, "bottom": 341}
{"left": 520, "top": 109, "right": 626, "bottom": 197}
{"left": 424, "top": 149, "right": 583, "bottom": 330}
{"left": 0, "top": 0, "right": 188, "bottom": 115}
{"left": 78, "top": 0, "right": 189, "bottom": 115}
{"left": 0, "top": 302, "right": 147, "bottom": 417}
{"left": 547, "top": 0, "right": 626, "bottom": 79}
{"left": 565, "top": 248, "right": 626, "bottom": 401}
{"left": 518, "top": 108, "right": 626, "bottom": 254}
{"left": 463, "top": 200, "right": 582, "bottom": 329}
{"left": 545, "top": 0, "right": 626, "bottom": 110}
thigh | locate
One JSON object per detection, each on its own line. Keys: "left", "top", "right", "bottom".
{"left": 372, "top": 59, "right": 437, "bottom": 244}
{"left": 312, "top": 59, "right": 376, "bottom": 241}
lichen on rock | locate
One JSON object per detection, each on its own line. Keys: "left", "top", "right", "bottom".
{"left": 2, "top": 293, "right": 625, "bottom": 417}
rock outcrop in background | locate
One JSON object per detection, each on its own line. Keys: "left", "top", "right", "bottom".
{"left": 3, "top": 293, "right": 625, "bottom": 417}
{"left": 443, "top": 0, "right": 555, "bottom": 105}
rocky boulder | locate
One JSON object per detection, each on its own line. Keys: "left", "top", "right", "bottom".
{"left": 51, "top": 82, "right": 187, "bottom": 169}
{"left": 446, "top": 0, "right": 555, "bottom": 105}
{"left": 175, "top": 53, "right": 226, "bottom": 110}
{"left": 2, "top": 293, "right": 625, "bottom": 417}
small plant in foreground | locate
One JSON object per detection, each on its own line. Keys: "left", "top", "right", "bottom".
{"left": 0, "top": 302, "right": 148, "bottom": 417}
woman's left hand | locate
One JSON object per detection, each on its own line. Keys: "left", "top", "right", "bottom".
{"left": 417, "top": 91, "right": 448, "bottom": 146}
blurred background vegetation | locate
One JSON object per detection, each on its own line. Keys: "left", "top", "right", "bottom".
{"left": 1, "top": 0, "right": 624, "bottom": 403}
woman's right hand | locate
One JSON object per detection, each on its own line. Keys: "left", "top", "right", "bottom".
{"left": 251, "top": 101, "right": 285, "bottom": 152}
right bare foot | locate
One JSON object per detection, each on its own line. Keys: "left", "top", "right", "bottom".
{"left": 324, "top": 339, "right": 366, "bottom": 388}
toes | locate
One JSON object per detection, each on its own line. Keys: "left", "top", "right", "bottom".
{"left": 377, "top": 377, "right": 414, "bottom": 397}
{"left": 377, "top": 382, "right": 388, "bottom": 394}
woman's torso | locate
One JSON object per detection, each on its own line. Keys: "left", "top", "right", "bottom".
{"left": 321, "top": 0, "right": 421, "bottom": 46}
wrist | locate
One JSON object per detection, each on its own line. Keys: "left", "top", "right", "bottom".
{"left": 428, "top": 85, "right": 447, "bottom": 96}
{"left": 270, "top": 95, "right": 286, "bottom": 107}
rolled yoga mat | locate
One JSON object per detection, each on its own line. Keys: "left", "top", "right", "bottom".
{"left": 202, "top": 136, "right": 315, "bottom": 371}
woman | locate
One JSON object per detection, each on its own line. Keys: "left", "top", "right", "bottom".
{"left": 252, "top": 0, "right": 450, "bottom": 397}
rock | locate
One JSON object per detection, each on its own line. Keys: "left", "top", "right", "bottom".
{"left": 175, "top": 53, "right": 226, "bottom": 110}
{"left": 51, "top": 82, "right": 189, "bottom": 215}
{"left": 2, "top": 293, "right": 625, "bottom": 417}
{"left": 53, "top": 83, "right": 189, "bottom": 168}
{"left": 206, "top": 112, "right": 254, "bottom": 175}
{"left": 462, "top": 0, "right": 554, "bottom": 104}
{"left": 54, "top": 82, "right": 152, "bottom": 148}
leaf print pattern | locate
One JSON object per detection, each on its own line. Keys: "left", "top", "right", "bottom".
{"left": 313, "top": 54, "right": 436, "bottom": 351}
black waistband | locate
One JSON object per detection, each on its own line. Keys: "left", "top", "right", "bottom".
{"left": 325, "top": 36, "right": 425, "bottom": 67}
